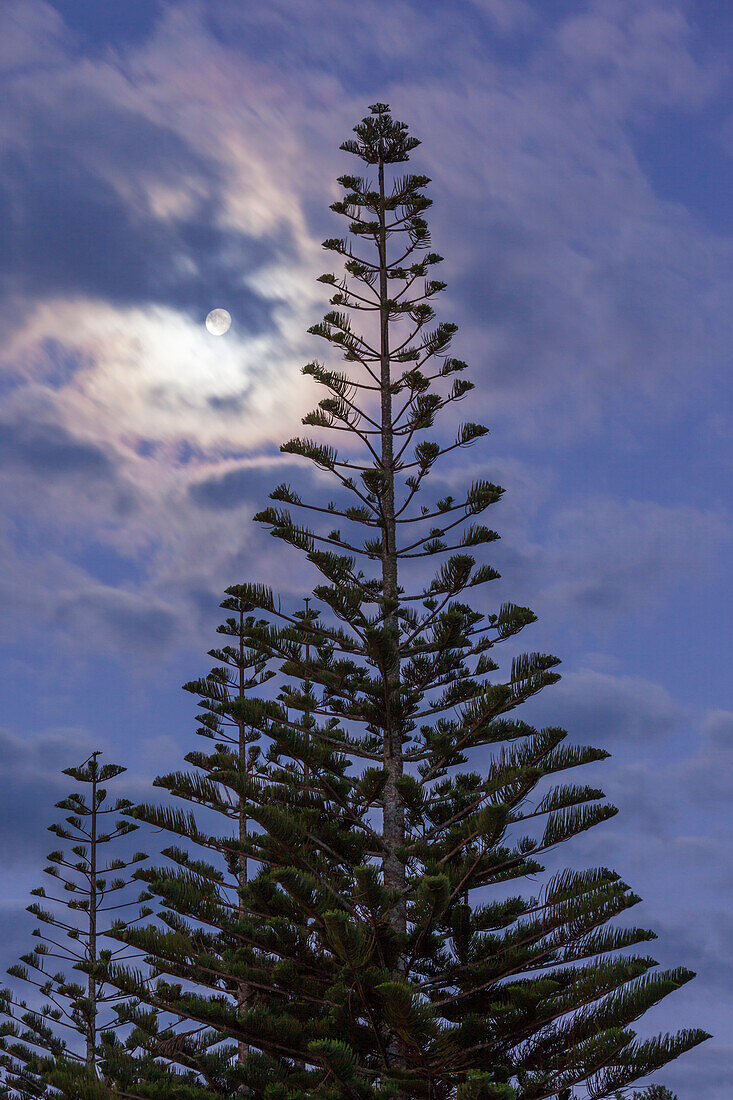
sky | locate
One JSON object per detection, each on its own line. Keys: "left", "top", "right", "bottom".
{"left": 0, "top": 0, "right": 731, "bottom": 1094}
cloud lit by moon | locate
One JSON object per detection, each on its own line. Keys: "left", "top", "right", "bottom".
{"left": 205, "top": 308, "right": 232, "bottom": 335}
{"left": 3, "top": 300, "right": 311, "bottom": 450}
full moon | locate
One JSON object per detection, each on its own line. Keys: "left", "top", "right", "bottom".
{"left": 205, "top": 308, "right": 232, "bottom": 336}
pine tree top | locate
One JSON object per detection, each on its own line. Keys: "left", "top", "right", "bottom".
{"left": 340, "top": 102, "right": 421, "bottom": 164}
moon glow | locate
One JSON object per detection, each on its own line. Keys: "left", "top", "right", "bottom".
{"left": 205, "top": 308, "right": 232, "bottom": 336}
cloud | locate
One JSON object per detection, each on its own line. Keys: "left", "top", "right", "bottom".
{"left": 0, "top": 414, "right": 114, "bottom": 479}
{"left": 0, "top": 726, "right": 95, "bottom": 869}
{"left": 661, "top": 1043, "right": 732, "bottom": 1100}
{"left": 0, "top": 1, "right": 70, "bottom": 74}
{"left": 2, "top": 0, "right": 731, "bottom": 492}
{"left": 534, "top": 498, "right": 731, "bottom": 620}
{"left": 373, "top": 2, "right": 732, "bottom": 439}
{"left": 0, "top": 0, "right": 327, "bottom": 472}
{"left": 468, "top": 0, "right": 536, "bottom": 33}
{"left": 555, "top": 1, "right": 720, "bottom": 112}
{"left": 188, "top": 457, "right": 289, "bottom": 511}
{"left": 0, "top": 141, "right": 280, "bottom": 331}
{"left": 3, "top": 298, "right": 312, "bottom": 451}
{"left": 655, "top": 907, "right": 733, "bottom": 997}
{"left": 55, "top": 585, "right": 181, "bottom": 652}
{"left": 675, "top": 709, "right": 733, "bottom": 804}
{"left": 538, "top": 667, "right": 680, "bottom": 745}
{"left": 1, "top": 0, "right": 730, "bottom": 597}
{"left": 701, "top": 708, "right": 733, "bottom": 744}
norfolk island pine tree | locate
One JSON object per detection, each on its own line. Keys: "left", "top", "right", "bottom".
{"left": 0, "top": 754, "right": 154, "bottom": 1098}
{"left": 106, "top": 104, "right": 708, "bottom": 1100}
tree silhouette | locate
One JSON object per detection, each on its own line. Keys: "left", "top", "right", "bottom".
{"left": 108, "top": 104, "right": 708, "bottom": 1100}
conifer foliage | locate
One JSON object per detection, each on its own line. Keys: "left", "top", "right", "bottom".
{"left": 111, "top": 105, "right": 707, "bottom": 1099}
{"left": 0, "top": 754, "right": 151, "bottom": 1098}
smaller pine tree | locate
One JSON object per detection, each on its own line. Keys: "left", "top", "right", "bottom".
{"left": 102, "top": 593, "right": 274, "bottom": 1094}
{"left": 0, "top": 753, "right": 152, "bottom": 1098}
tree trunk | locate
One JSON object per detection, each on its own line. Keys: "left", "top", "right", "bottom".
{"left": 377, "top": 154, "right": 406, "bottom": 935}
{"left": 237, "top": 609, "right": 250, "bottom": 1070}
{"left": 87, "top": 754, "right": 99, "bottom": 1071}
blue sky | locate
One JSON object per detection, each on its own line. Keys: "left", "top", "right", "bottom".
{"left": 0, "top": 0, "right": 731, "bottom": 1095}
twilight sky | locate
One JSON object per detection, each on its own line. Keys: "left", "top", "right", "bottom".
{"left": 1, "top": 0, "right": 731, "bottom": 1094}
